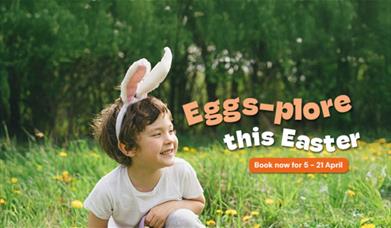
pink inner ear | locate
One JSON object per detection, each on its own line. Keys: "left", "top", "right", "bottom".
{"left": 126, "top": 65, "right": 146, "bottom": 102}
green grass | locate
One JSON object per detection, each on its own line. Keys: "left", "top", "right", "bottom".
{"left": 0, "top": 138, "right": 390, "bottom": 227}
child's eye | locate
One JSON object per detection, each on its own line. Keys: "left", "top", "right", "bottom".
{"left": 169, "top": 129, "right": 176, "bottom": 134}
{"left": 152, "top": 133, "right": 161, "bottom": 137}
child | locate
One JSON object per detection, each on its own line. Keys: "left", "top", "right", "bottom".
{"left": 84, "top": 48, "right": 205, "bottom": 228}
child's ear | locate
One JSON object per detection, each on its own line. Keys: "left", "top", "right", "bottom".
{"left": 118, "top": 142, "right": 136, "bottom": 157}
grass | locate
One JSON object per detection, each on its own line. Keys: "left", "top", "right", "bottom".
{"left": 0, "top": 138, "right": 390, "bottom": 227}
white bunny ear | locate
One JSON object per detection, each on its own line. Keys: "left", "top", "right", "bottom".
{"left": 136, "top": 47, "right": 172, "bottom": 98}
{"left": 120, "top": 58, "right": 151, "bottom": 103}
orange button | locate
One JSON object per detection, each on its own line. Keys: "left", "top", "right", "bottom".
{"left": 249, "top": 157, "right": 349, "bottom": 173}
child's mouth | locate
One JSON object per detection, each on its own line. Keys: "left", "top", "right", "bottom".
{"left": 160, "top": 149, "right": 174, "bottom": 156}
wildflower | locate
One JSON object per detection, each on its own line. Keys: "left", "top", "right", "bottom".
{"left": 59, "top": 151, "right": 68, "bottom": 157}
{"left": 216, "top": 209, "right": 223, "bottom": 215}
{"left": 10, "top": 177, "right": 18, "bottom": 184}
{"left": 0, "top": 198, "right": 6, "bottom": 205}
{"left": 251, "top": 211, "right": 260, "bottom": 217}
{"left": 361, "top": 224, "right": 375, "bottom": 228}
{"left": 190, "top": 147, "right": 197, "bottom": 153}
{"left": 307, "top": 174, "right": 315, "bottom": 179}
{"left": 183, "top": 146, "right": 190, "bottom": 152}
{"left": 206, "top": 220, "right": 216, "bottom": 226}
{"left": 62, "top": 171, "right": 72, "bottom": 183}
{"left": 242, "top": 215, "right": 252, "bottom": 222}
{"left": 253, "top": 224, "right": 261, "bottom": 228}
{"left": 346, "top": 190, "right": 356, "bottom": 197}
{"left": 265, "top": 198, "right": 274, "bottom": 205}
{"left": 225, "top": 209, "right": 237, "bottom": 216}
{"left": 71, "top": 200, "right": 83, "bottom": 209}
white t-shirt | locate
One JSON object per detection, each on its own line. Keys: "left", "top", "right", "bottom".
{"left": 84, "top": 157, "right": 203, "bottom": 228}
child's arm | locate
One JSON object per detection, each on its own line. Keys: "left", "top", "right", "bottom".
{"left": 145, "top": 195, "right": 205, "bottom": 228}
{"left": 88, "top": 212, "right": 108, "bottom": 228}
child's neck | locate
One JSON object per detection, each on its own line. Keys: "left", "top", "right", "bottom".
{"left": 127, "top": 165, "right": 162, "bottom": 192}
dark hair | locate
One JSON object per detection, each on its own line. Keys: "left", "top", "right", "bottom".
{"left": 92, "top": 96, "right": 171, "bottom": 166}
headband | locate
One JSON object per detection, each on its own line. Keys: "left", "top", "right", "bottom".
{"left": 115, "top": 47, "right": 172, "bottom": 140}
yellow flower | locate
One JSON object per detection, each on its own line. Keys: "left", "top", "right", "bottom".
{"left": 346, "top": 190, "right": 356, "bottom": 197}
{"left": 71, "top": 200, "right": 83, "bottom": 209}
{"left": 59, "top": 151, "right": 68, "bottom": 157}
{"left": 216, "top": 209, "right": 223, "bottom": 215}
{"left": 253, "top": 224, "right": 261, "bottom": 228}
{"left": 242, "top": 215, "right": 252, "bottom": 222}
{"left": 190, "top": 147, "right": 197, "bottom": 153}
{"left": 265, "top": 198, "right": 274, "bottom": 205}
{"left": 10, "top": 177, "right": 18, "bottom": 184}
{"left": 307, "top": 174, "right": 315, "bottom": 179}
{"left": 251, "top": 211, "right": 260, "bottom": 216}
{"left": 62, "top": 171, "right": 72, "bottom": 183}
{"left": 361, "top": 224, "right": 375, "bottom": 228}
{"left": 206, "top": 220, "right": 216, "bottom": 226}
{"left": 225, "top": 209, "right": 237, "bottom": 216}
{"left": 183, "top": 146, "right": 190, "bottom": 152}
{"left": 0, "top": 198, "right": 6, "bottom": 205}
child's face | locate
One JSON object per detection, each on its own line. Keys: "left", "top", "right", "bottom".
{"left": 132, "top": 113, "right": 178, "bottom": 169}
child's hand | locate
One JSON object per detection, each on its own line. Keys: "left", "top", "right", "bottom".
{"left": 145, "top": 200, "right": 178, "bottom": 228}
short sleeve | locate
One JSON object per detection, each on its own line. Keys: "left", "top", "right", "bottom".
{"left": 84, "top": 180, "right": 113, "bottom": 220}
{"left": 181, "top": 161, "right": 204, "bottom": 199}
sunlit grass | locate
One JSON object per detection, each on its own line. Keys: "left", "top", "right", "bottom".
{"left": 0, "top": 139, "right": 390, "bottom": 227}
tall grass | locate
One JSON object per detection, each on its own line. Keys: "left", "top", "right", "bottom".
{"left": 0, "top": 138, "right": 390, "bottom": 227}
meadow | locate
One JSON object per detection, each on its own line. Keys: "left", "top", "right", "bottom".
{"left": 0, "top": 138, "right": 390, "bottom": 228}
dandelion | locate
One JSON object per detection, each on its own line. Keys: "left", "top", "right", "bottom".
{"left": 216, "top": 209, "right": 223, "bottom": 215}
{"left": 361, "top": 224, "right": 375, "bottom": 228}
{"left": 10, "top": 177, "right": 18, "bottom": 184}
{"left": 59, "top": 151, "right": 68, "bottom": 157}
{"left": 190, "top": 147, "right": 197, "bottom": 153}
{"left": 71, "top": 200, "right": 83, "bottom": 209}
{"left": 0, "top": 198, "right": 6, "bottom": 205}
{"left": 307, "top": 174, "right": 315, "bottom": 179}
{"left": 253, "top": 224, "right": 261, "bottom": 228}
{"left": 206, "top": 220, "right": 216, "bottom": 226}
{"left": 251, "top": 211, "right": 260, "bottom": 216}
{"left": 242, "top": 215, "right": 252, "bottom": 222}
{"left": 183, "top": 146, "right": 190, "bottom": 152}
{"left": 346, "top": 190, "right": 356, "bottom": 197}
{"left": 265, "top": 198, "right": 274, "bottom": 205}
{"left": 62, "top": 171, "right": 72, "bottom": 183}
{"left": 225, "top": 209, "right": 237, "bottom": 216}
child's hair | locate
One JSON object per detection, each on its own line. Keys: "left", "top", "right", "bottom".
{"left": 92, "top": 96, "right": 171, "bottom": 166}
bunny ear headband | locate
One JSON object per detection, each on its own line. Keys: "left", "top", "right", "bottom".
{"left": 115, "top": 47, "right": 172, "bottom": 140}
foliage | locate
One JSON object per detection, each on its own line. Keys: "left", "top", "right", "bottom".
{"left": 0, "top": 0, "right": 390, "bottom": 139}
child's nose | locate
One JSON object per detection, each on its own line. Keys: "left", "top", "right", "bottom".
{"left": 164, "top": 132, "right": 176, "bottom": 143}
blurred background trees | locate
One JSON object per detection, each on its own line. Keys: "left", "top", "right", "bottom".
{"left": 0, "top": 0, "right": 389, "bottom": 140}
